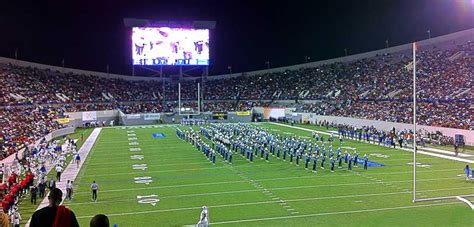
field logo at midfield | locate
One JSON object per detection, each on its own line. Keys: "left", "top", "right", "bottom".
{"left": 128, "top": 137, "right": 138, "bottom": 141}
{"left": 137, "top": 195, "right": 159, "bottom": 206}
{"left": 130, "top": 155, "right": 144, "bottom": 160}
{"left": 152, "top": 133, "right": 166, "bottom": 138}
{"left": 130, "top": 147, "right": 142, "bottom": 152}
{"left": 129, "top": 142, "right": 139, "bottom": 146}
{"left": 134, "top": 176, "right": 152, "bottom": 184}
{"left": 407, "top": 162, "right": 431, "bottom": 168}
{"left": 132, "top": 164, "right": 148, "bottom": 170}
{"left": 370, "top": 153, "right": 390, "bottom": 159}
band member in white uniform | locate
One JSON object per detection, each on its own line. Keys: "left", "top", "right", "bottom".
{"left": 197, "top": 206, "right": 209, "bottom": 227}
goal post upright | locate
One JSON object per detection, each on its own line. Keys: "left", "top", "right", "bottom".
{"left": 411, "top": 42, "right": 474, "bottom": 204}
{"left": 178, "top": 82, "right": 181, "bottom": 115}
{"left": 178, "top": 81, "right": 201, "bottom": 116}
{"left": 413, "top": 42, "right": 417, "bottom": 203}
{"left": 197, "top": 82, "right": 201, "bottom": 113}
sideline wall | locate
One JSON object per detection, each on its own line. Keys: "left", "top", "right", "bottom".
{"left": 299, "top": 113, "right": 474, "bottom": 145}
{"left": 66, "top": 110, "right": 120, "bottom": 127}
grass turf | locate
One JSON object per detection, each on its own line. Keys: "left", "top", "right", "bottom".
{"left": 32, "top": 123, "right": 474, "bottom": 226}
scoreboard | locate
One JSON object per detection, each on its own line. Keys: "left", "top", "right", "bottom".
{"left": 132, "top": 27, "right": 209, "bottom": 66}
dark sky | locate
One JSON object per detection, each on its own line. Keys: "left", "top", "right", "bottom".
{"left": 0, "top": 0, "right": 473, "bottom": 76}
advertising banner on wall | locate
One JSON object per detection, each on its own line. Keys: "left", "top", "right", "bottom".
{"left": 212, "top": 112, "right": 228, "bottom": 120}
{"left": 236, "top": 111, "right": 251, "bottom": 116}
{"left": 126, "top": 114, "right": 141, "bottom": 120}
{"left": 144, "top": 113, "right": 161, "bottom": 120}
{"left": 82, "top": 111, "right": 97, "bottom": 121}
{"left": 56, "top": 118, "right": 70, "bottom": 124}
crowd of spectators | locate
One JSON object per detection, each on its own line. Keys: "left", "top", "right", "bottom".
{"left": 0, "top": 39, "right": 472, "bottom": 160}
{"left": 0, "top": 106, "right": 65, "bottom": 159}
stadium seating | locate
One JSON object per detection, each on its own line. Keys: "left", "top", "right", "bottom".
{"left": 0, "top": 40, "right": 472, "bottom": 159}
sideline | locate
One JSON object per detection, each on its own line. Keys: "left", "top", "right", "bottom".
{"left": 456, "top": 196, "right": 474, "bottom": 210}
{"left": 25, "top": 128, "right": 103, "bottom": 227}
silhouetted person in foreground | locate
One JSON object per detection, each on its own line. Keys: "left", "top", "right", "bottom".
{"left": 90, "top": 214, "right": 110, "bottom": 227}
{"left": 30, "top": 188, "right": 79, "bottom": 227}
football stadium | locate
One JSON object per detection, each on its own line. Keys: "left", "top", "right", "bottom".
{"left": 0, "top": 1, "right": 473, "bottom": 226}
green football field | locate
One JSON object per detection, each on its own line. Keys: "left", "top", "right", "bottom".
{"left": 57, "top": 123, "right": 473, "bottom": 226}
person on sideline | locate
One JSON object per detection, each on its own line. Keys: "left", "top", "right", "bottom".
{"left": 465, "top": 165, "right": 471, "bottom": 181}
{"left": 0, "top": 209, "right": 9, "bottom": 227}
{"left": 91, "top": 181, "right": 99, "bottom": 202}
{"left": 75, "top": 153, "right": 81, "bottom": 168}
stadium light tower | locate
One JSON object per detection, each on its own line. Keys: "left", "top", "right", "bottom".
{"left": 265, "top": 60, "right": 270, "bottom": 69}
{"left": 344, "top": 48, "right": 348, "bottom": 56}
{"left": 427, "top": 30, "right": 431, "bottom": 39}
{"left": 227, "top": 65, "right": 232, "bottom": 75}
{"left": 385, "top": 39, "right": 389, "bottom": 48}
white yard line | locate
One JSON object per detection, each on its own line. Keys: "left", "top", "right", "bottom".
{"left": 269, "top": 123, "right": 474, "bottom": 164}
{"left": 254, "top": 168, "right": 462, "bottom": 182}
{"left": 84, "top": 161, "right": 215, "bottom": 171}
{"left": 210, "top": 201, "right": 463, "bottom": 225}
{"left": 67, "top": 185, "right": 473, "bottom": 207}
{"left": 456, "top": 196, "right": 474, "bottom": 210}
{"left": 74, "top": 199, "right": 464, "bottom": 220}
{"left": 25, "top": 128, "right": 103, "bottom": 227}
{"left": 73, "top": 175, "right": 465, "bottom": 195}
{"left": 81, "top": 166, "right": 226, "bottom": 177}
{"left": 74, "top": 180, "right": 248, "bottom": 194}
{"left": 73, "top": 165, "right": 465, "bottom": 192}
{"left": 86, "top": 156, "right": 199, "bottom": 166}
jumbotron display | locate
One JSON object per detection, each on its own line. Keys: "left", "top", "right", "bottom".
{"left": 132, "top": 27, "right": 209, "bottom": 66}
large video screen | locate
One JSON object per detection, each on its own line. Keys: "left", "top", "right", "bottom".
{"left": 132, "top": 27, "right": 209, "bottom": 66}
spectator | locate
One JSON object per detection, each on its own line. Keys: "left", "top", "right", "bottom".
{"left": 30, "top": 188, "right": 79, "bottom": 227}
{"left": 0, "top": 209, "right": 9, "bottom": 227}
{"left": 90, "top": 214, "right": 110, "bottom": 227}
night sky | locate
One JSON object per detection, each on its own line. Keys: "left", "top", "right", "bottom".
{"left": 1, "top": 0, "right": 473, "bottom": 76}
